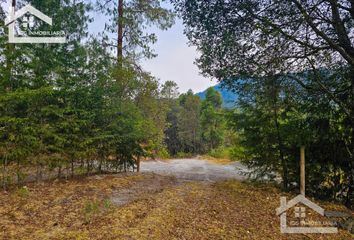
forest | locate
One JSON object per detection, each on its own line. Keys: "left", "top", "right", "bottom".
{"left": 172, "top": 0, "right": 354, "bottom": 209}
{"left": 0, "top": 0, "right": 233, "bottom": 188}
{"left": 0, "top": 0, "right": 354, "bottom": 205}
{"left": 0, "top": 0, "right": 353, "bottom": 233}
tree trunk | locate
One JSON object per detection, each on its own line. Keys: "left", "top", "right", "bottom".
{"left": 137, "top": 156, "right": 140, "bottom": 173}
{"left": 98, "top": 158, "right": 103, "bottom": 173}
{"left": 71, "top": 159, "right": 74, "bottom": 178}
{"left": 39, "top": 164, "right": 42, "bottom": 182}
{"left": 86, "top": 159, "right": 90, "bottom": 176}
{"left": 347, "top": 168, "right": 354, "bottom": 209}
{"left": 16, "top": 158, "right": 20, "bottom": 185}
{"left": 36, "top": 163, "right": 40, "bottom": 183}
{"left": 116, "top": 157, "right": 119, "bottom": 173}
{"left": 346, "top": 124, "right": 354, "bottom": 208}
{"left": 270, "top": 77, "right": 288, "bottom": 190}
{"left": 2, "top": 155, "right": 7, "bottom": 191}
{"left": 275, "top": 108, "right": 288, "bottom": 191}
{"left": 58, "top": 165, "right": 62, "bottom": 179}
{"left": 346, "top": 69, "right": 354, "bottom": 209}
{"left": 117, "top": 0, "right": 123, "bottom": 67}
{"left": 65, "top": 165, "right": 68, "bottom": 180}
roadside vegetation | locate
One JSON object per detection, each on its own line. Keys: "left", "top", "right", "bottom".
{"left": 0, "top": 1, "right": 237, "bottom": 189}
{"left": 163, "top": 86, "right": 239, "bottom": 161}
{"left": 173, "top": 0, "right": 354, "bottom": 209}
{"left": 0, "top": 0, "right": 176, "bottom": 187}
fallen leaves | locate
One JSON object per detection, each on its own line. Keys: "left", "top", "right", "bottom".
{"left": 0, "top": 173, "right": 353, "bottom": 239}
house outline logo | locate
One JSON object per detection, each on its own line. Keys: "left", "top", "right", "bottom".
{"left": 4, "top": 4, "right": 66, "bottom": 44}
{"left": 276, "top": 194, "right": 338, "bottom": 234}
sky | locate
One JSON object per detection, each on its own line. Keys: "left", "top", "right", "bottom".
{"left": 140, "top": 18, "right": 218, "bottom": 93}
{"left": 89, "top": 3, "right": 217, "bottom": 93}
{"left": 2, "top": 1, "right": 218, "bottom": 93}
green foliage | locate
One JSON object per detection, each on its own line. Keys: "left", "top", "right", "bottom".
{"left": 176, "top": 152, "right": 194, "bottom": 159}
{"left": 0, "top": 0, "right": 175, "bottom": 187}
{"left": 83, "top": 198, "right": 113, "bottom": 224}
{"left": 177, "top": 90, "right": 202, "bottom": 154}
{"left": 229, "top": 146, "right": 246, "bottom": 161}
{"left": 208, "top": 147, "right": 229, "bottom": 159}
{"left": 103, "top": 199, "right": 112, "bottom": 210}
{"left": 157, "top": 148, "right": 170, "bottom": 160}
{"left": 173, "top": 0, "right": 354, "bottom": 207}
{"left": 200, "top": 88, "right": 225, "bottom": 152}
{"left": 164, "top": 88, "right": 230, "bottom": 157}
{"left": 97, "top": 0, "right": 175, "bottom": 60}
{"left": 16, "top": 186, "right": 30, "bottom": 198}
{"left": 83, "top": 200, "right": 100, "bottom": 224}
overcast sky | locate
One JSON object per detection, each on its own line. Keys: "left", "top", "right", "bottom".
{"left": 89, "top": 3, "right": 217, "bottom": 93}
{"left": 140, "top": 18, "right": 218, "bottom": 93}
{"left": 3, "top": 1, "right": 218, "bottom": 93}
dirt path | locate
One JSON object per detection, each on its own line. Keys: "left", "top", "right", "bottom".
{"left": 110, "top": 158, "right": 248, "bottom": 209}
{"left": 1, "top": 159, "right": 352, "bottom": 239}
{"left": 109, "top": 159, "right": 250, "bottom": 207}
{"left": 140, "top": 158, "right": 250, "bottom": 182}
{"left": 111, "top": 173, "right": 177, "bottom": 206}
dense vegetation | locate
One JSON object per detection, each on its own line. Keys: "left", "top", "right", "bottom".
{"left": 173, "top": 0, "right": 354, "bottom": 208}
{"left": 0, "top": 0, "right": 177, "bottom": 187}
{"left": 2, "top": 0, "right": 353, "bottom": 215}
{"left": 163, "top": 86, "right": 230, "bottom": 157}
{"left": 0, "top": 0, "right": 232, "bottom": 189}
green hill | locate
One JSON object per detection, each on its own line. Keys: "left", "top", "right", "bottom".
{"left": 196, "top": 83, "right": 238, "bottom": 108}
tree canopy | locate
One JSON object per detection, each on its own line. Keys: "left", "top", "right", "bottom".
{"left": 173, "top": 0, "right": 354, "bottom": 208}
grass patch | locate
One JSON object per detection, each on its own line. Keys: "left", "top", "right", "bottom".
{"left": 16, "top": 186, "right": 30, "bottom": 198}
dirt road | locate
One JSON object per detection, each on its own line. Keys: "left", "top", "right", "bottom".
{"left": 2, "top": 158, "right": 352, "bottom": 239}
{"left": 140, "top": 158, "right": 250, "bottom": 182}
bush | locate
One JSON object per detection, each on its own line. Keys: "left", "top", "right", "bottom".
{"left": 229, "top": 145, "right": 246, "bottom": 161}
{"left": 176, "top": 152, "right": 194, "bottom": 158}
{"left": 157, "top": 148, "right": 170, "bottom": 159}
{"left": 16, "top": 186, "right": 30, "bottom": 198}
{"left": 83, "top": 200, "right": 100, "bottom": 224}
{"left": 83, "top": 198, "right": 112, "bottom": 224}
{"left": 208, "top": 147, "right": 230, "bottom": 159}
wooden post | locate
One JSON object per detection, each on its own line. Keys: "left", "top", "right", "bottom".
{"left": 137, "top": 156, "right": 140, "bottom": 173}
{"left": 300, "top": 146, "right": 305, "bottom": 196}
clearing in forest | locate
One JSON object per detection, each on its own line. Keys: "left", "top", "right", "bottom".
{"left": 0, "top": 159, "right": 353, "bottom": 240}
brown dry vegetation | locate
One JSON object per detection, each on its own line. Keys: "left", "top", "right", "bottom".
{"left": 0, "top": 173, "right": 353, "bottom": 240}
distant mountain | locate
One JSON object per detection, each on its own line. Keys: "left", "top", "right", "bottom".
{"left": 196, "top": 83, "right": 238, "bottom": 108}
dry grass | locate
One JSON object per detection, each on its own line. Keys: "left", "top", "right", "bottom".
{"left": 198, "top": 155, "right": 233, "bottom": 165}
{"left": 0, "top": 173, "right": 353, "bottom": 240}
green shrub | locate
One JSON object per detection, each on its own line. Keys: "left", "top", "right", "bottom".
{"left": 208, "top": 147, "right": 229, "bottom": 159}
{"left": 229, "top": 145, "right": 246, "bottom": 161}
{"left": 83, "top": 198, "right": 112, "bottom": 224}
{"left": 176, "top": 152, "right": 194, "bottom": 158}
{"left": 157, "top": 148, "right": 170, "bottom": 159}
{"left": 16, "top": 186, "right": 30, "bottom": 198}
{"left": 103, "top": 198, "right": 111, "bottom": 209}
{"left": 83, "top": 200, "right": 100, "bottom": 224}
